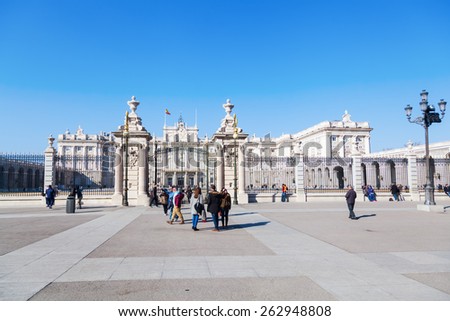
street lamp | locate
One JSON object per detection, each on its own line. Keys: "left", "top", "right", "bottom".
{"left": 233, "top": 127, "right": 238, "bottom": 205}
{"left": 405, "top": 90, "right": 446, "bottom": 205}
{"left": 122, "top": 111, "right": 130, "bottom": 206}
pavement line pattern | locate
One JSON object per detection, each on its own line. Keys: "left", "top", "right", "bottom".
{"left": 1, "top": 206, "right": 450, "bottom": 301}
{"left": 0, "top": 208, "right": 142, "bottom": 300}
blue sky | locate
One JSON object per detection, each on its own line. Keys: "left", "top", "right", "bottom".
{"left": 1, "top": 0, "right": 449, "bottom": 153}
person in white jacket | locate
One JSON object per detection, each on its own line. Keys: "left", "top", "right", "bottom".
{"left": 190, "top": 187, "right": 203, "bottom": 231}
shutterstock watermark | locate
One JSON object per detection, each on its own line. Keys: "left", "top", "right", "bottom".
{"left": 111, "top": 141, "right": 353, "bottom": 169}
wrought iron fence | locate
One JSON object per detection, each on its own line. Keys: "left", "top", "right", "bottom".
{"left": 55, "top": 154, "right": 115, "bottom": 192}
{"left": 245, "top": 156, "right": 296, "bottom": 192}
{"left": 0, "top": 153, "right": 45, "bottom": 195}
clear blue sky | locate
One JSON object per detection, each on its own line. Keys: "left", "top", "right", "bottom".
{"left": 1, "top": 0, "right": 449, "bottom": 153}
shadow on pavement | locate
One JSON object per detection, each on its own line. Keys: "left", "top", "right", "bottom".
{"left": 230, "top": 212, "right": 258, "bottom": 217}
{"left": 354, "top": 214, "right": 377, "bottom": 220}
{"left": 227, "top": 221, "right": 270, "bottom": 230}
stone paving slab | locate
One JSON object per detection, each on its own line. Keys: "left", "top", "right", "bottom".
{"left": 0, "top": 215, "right": 102, "bottom": 255}
{"left": 29, "top": 277, "right": 335, "bottom": 301}
{"left": 1, "top": 202, "right": 450, "bottom": 301}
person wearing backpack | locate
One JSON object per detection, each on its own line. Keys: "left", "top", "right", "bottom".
{"left": 159, "top": 189, "right": 169, "bottom": 215}
{"left": 168, "top": 188, "right": 185, "bottom": 224}
{"left": 220, "top": 188, "right": 232, "bottom": 228}
{"left": 207, "top": 184, "right": 223, "bottom": 232}
{"left": 45, "top": 185, "right": 56, "bottom": 209}
{"left": 190, "top": 187, "right": 203, "bottom": 231}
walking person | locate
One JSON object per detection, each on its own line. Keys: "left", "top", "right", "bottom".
{"left": 186, "top": 186, "right": 193, "bottom": 203}
{"left": 207, "top": 184, "right": 222, "bottom": 232}
{"left": 75, "top": 185, "right": 83, "bottom": 209}
{"left": 444, "top": 184, "right": 450, "bottom": 197}
{"left": 168, "top": 188, "right": 185, "bottom": 224}
{"left": 345, "top": 185, "right": 357, "bottom": 220}
{"left": 390, "top": 184, "right": 400, "bottom": 201}
{"left": 159, "top": 189, "right": 169, "bottom": 215}
{"left": 149, "top": 185, "right": 159, "bottom": 207}
{"left": 45, "top": 185, "right": 56, "bottom": 209}
{"left": 167, "top": 186, "right": 177, "bottom": 220}
{"left": 190, "top": 187, "right": 203, "bottom": 231}
{"left": 220, "top": 188, "right": 232, "bottom": 228}
{"left": 281, "top": 183, "right": 288, "bottom": 202}
{"left": 367, "top": 185, "right": 377, "bottom": 202}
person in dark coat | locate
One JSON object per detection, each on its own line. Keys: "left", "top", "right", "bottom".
{"left": 149, "top": 185, "right": 159, "bottom": 207}
{"left": 45, "top": 185, "right": 56, "bottom": 209}
{"left": 207, "top": 184, "right": 222, "bottom": 231}
{"left": 390, "top": 184, "right": 400, "bottom": 201}
{"left": 345, "top": 185, "right": 357, "bottom": 220}
{"left": 220, "top": 188, "right": 232, "bottom": 228}
{"left": 75, "top": 185, "right": 83, "bottom": 209}
{"left": 444, "top": 184, "right": 450, "bottom": 197}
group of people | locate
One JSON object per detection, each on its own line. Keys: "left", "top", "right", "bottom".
{"left": 362, "top": 185, "right": 377, "bottom": 202}
{"left": 43, "top": 185, "right": 83, "bottom": 209}
{"left": 157, "top": 184, "right": 232, "bottom": 232}
{"left": 389, "top": 184, "right": 405, "bottom": 201}
{"left": 362, "top": 184, "right": 406, "bottom": 202}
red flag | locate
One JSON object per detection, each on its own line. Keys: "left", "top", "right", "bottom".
{"left": 165, "top": 108, "right": 171, "bottom": 115}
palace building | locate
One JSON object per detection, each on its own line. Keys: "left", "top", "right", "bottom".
{"left": 40, "top": 96, "right": 449, "bottom": 205}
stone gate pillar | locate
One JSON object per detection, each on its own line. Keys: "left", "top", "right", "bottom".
{"left": 352, "top": 155, "right": 363, "bottom": 196}
{"left": 407, "top": 153, "right": 419, "bottom": 201}
{"left": 137, "top": 144, "right": 149, "bottom": 206}
{"left": 112, "top": 144, "right": 123, "bottom": 204}
{"left": 112, "top": 96, "right": 151, "bottom": 206}
{"left": 295, "top": 147, "right": 306, "bottom": 202}
{"left": 237, "top": 143, "right": 247, "bottom": 204}
{"left": 216, "top": 144, "right": 224, "bottom": 190}
{"left": 44, "top": 135, "right": 56, "bottom": 190}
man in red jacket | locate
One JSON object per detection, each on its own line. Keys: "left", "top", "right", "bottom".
{"left": 168, "top": 189, "right": 185, "bottom": 224}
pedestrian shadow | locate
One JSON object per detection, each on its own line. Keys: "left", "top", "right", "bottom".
{"left": 226, "top": 221, "right": 270, "bottom": 230}
{"left": 230, "top": 212, "right": 258, "bottom": 217}
{"left": 354, "top": 214, "right": 377, "bottom": 220}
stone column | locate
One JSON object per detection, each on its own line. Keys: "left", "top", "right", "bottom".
{"left": 137, "top": 144, "right": 150, "bottom": 206}
{"left": 352, "top": 155, "right": 363, "bottom": 197}
{"left": 112, "top": 144, "right": 123, "bottom": 205}
{"left": 217, "top": 145, "right": 224, "bottom": 189}
{"left": 44, "top": 135, "right": 56, "bottom": 190}
{"left": 295, "top": 151, "right": 306, "bottom": 202}
{"left": 380, "top": 162, "right": 391, "bottom": 188}
{"left": 407, "top": 154, "right": 419, "bottom": 201}
{"left": 238, "top": 143, "right": 247, "bottom": 204}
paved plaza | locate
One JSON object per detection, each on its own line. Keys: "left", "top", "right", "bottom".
{"left": 1, "top": 200, "right": 450, "bottom": 301}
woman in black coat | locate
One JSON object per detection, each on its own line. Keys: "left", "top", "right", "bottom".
{"left": 207, "top": 184, "right": 222, "bottom": 231}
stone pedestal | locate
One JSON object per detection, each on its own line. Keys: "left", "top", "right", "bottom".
{"left": 295, "top": 152, "right": 306, "bottom": 202}
{"left": 212, "top": 99, "right": 248, "bottom": 203}
{"left": 44, "top": 136, "right": 56, "bottom": 189}
{"left": 417, "top": 204, "right": 446, "bottom": 213}
{"left": 407, "top": 154, "right": 419, "bottom": 201}
{"left": 112, "top": 97, "right": 151, "bottom": 206}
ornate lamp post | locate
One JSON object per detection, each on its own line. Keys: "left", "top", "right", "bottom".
{"left": 122, "top": 111, "right": 130, "bottom": 206}
{"left": 233, "top": 127, "right": 239, "bottom": 205}
{"left": 404, "top": 90, "right": 446, "bottom": 205}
